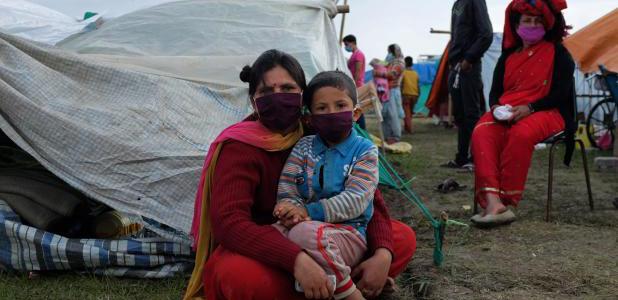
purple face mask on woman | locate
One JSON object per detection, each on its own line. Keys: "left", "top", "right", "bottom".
{"left": 311, "top": 111, "right": 354, "bottom": 143}
{"left": 254, "top": 93, "right": 302, "bottom": 133}
{"left": 516, "top": 26, "right": 546, "bottom": 45}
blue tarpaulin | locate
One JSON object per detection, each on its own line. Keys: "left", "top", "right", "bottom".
{"left": 364, "top": 61, "right": 439, "bottom": 115}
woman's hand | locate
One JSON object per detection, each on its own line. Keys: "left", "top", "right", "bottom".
{"left": 509, "top": 105, "right": 532, "bottom": 122}
{"left": 351, "top": 248, "right": 392, "bottom": 298}
{"left": 294, "top": 251, "right": 334, "bottom": 299}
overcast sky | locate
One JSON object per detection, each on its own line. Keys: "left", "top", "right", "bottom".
{"left": 29, "top": 0, "right": 617, "bottom": 64}
{"left": 334, "top": 0, "right": 616, "bottom": 63}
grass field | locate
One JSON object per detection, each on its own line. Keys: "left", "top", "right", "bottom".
{"left": 1, "top": 118, "right": 616, "bottom": 300}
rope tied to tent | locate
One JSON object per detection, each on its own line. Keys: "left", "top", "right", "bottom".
{"left": 354, "top": 125, "right": 468, "bottom": 266}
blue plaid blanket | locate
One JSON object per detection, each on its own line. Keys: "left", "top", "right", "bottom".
{"left": 0, "top": 200, "right": 194, "bottom": 278}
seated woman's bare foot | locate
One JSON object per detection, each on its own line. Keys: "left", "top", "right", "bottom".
{"left": 485, "top": 203, "right": 507, "bottom": 216}
{"left": 345, "top": 289, "right": 365, "bottom": 300}
{"left": 484, "top": 194, "right": 507, "bottom": 216}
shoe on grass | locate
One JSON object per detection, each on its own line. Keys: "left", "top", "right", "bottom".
{"left": 471, "top": 209, "right": 516, "bottom": 228}
{"left": 440, "top": 160, "right": 462, "bottom": 168}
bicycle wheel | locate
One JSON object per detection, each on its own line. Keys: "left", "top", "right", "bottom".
{"left": 586, "top": 98, "right": 617, "bottom": 149}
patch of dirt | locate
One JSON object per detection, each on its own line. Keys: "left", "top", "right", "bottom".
{"left": 367, "top": 118, "right": 618, "bottom": 300}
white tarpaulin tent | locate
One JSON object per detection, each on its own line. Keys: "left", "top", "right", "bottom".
{"left": 57, "top": 0, "right": 348, "bottom": 87}
{"left": 0, "top": 0, "right": 102, "bottom": 45}
{"left": 0, "top": 0, "right": 348, "bottom": 235}
{"left": 481, "top": 33, "right": 503, "bottom": 110}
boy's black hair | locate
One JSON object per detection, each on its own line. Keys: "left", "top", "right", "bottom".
{"left": 239, "top": 49, "right": 306, "bottom": 97}
{"left": 303, "top": 71, "right": 358, "bottom": 109}
{"left": 404, "top": 56, "right": 413, "bottom": 67}
{"left": 342, "top": 34, "right": 357, "bottom": 44}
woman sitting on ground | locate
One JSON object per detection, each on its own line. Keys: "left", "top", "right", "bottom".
{"left": 470, "top": 0, "right": 573, "bottom": 226}
{"left": 184, "top": 49, "right": 416, "bottom": 299}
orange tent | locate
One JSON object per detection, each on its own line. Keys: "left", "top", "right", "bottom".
{"left": 425, "top": 44, "right": 450, "bottom": 116}
{"left": 564, "top": 8, "right": 618, "bottom": 73}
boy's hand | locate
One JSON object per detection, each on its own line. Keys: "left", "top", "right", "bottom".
{"left": 273, "top": 202, "right": 297, "bottom": 218}
{"left": 280, "top": 210, "right": 310, "bottom": 228}
{"left": 274, "top": 202, "right": 310, "bottom": 228}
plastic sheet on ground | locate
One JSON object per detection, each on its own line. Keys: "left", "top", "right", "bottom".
{"left": 0, "top": 199, "right": 193, "bottom": 277}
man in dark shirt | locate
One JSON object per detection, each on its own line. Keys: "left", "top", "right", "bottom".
{"left": 443, "top": 0, "right": 493, "bottom": 169}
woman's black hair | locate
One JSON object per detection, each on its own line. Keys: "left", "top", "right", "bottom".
{"left": 387, "top": 44, "right": 396, "bottom": 55}
{"left": 507, "top": 0, "right": 568, "bottom": 50}
{"left": 303, "top": 71, "right": 358, "bottom": 109}
{"left": 239, "top": 49, "right": 307, "bottom": 97}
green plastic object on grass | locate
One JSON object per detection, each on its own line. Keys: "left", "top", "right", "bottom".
{"left": 354, "top": 125, "right": 468, "bottom": 266}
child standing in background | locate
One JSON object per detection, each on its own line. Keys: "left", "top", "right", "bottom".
{"left": 401, "top": 56, "right": 421, "bottom": 133}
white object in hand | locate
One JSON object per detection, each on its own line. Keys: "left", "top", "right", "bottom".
{"left": 493, "top": 105, "right": 513, "bottom": 121}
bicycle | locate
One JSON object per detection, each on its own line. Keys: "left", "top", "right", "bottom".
{"left": 585, "top": 65, "right": 618, "bottom": 149}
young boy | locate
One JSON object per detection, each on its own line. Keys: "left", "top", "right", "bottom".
{"left": 401, "top": 56, "right": 420, "bottom": 133}
{"left": 274, "top": 71, "right": 379, "bottom": 300}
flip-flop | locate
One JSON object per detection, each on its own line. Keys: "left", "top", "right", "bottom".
{"left": 435, "top": 178, "right": 467, "bottom": 193}
{"left": 470, "top": 209, "right": 516, "bottom": 228}
{"left": 439, "top": 160, "right": 461, "bottom": 169}
{"left": 456, "top": 163, "right": 475, "bottom": 173}
{"left": 470, "top": 213, "right": 484, "bottom": 223}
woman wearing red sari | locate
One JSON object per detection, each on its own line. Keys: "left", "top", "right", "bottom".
{"left": 184, "top": 50, "right": 416, "bottom": 299}
{"left": 470, "top": 0, "right": 573, "bottom": 226}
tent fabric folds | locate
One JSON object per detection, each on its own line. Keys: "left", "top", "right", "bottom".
{"left": 564, "top": 8, "right": 618, "bottom": 73}
{"left": 0, "top": 1, "right": 348, "bottom": 235}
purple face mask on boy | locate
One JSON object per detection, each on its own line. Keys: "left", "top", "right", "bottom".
{"left": 254, "top": 93, "right": 302, "bottom": 133}
{"left": 516, "top": 26, "right": 546, "bottom": 45}
{"left": 311, "top": 111, "right": 354, "bottom": 143}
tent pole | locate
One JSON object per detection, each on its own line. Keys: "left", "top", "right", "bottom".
{"left": 430, "top": 28, "right": 451, "bottom": 35}
{"left": 338, "top": 0, "right": 349, "bottom": 44}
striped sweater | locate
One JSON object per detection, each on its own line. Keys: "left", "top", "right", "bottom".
{"left": 277, "top": 130, "right": 379, "bottom": 236}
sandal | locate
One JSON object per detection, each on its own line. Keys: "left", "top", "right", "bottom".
{"left": 470, "top": 209, "right": 516, "bottom": 228}
{"left": 439, "top": 160, "right": 461, "bottom": 168}
{"left": 456, "top": 162, "right": 475, "bottom": 173}
{"left": 435, "top": 178, "right": 467, "bottom": 194}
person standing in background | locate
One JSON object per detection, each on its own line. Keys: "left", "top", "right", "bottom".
{"left": 401, "top": 56, "right": 420, "bottom": 134}
{"left": 374, "top": 44, "right": 405, "bottom": 144}
{"left": 343, "top": 34, "right": 367, "bottom": 129}
{"left": 442, "top": 0, "right": 493, "bottom": 169}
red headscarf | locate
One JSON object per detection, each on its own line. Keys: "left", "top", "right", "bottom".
{"left": 503, "top": 0, "right": 568, "bottom": 49}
